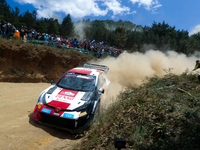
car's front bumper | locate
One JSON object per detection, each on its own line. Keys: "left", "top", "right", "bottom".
{"left": 33, "top": 105, "right": 93, "bottom": 133}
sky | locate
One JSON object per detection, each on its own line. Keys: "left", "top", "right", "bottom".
{"left": 6, "top": 0, "right": 200, "bottom": 36}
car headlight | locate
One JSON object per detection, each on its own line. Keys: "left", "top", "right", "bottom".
{"left": 74, "top": 102, "right": 90, "bottom": 112}
{"left": 42, "top": 93, "right": 47, "bottom": 105}
{"left": 37, "top": 91, "right": 45, "bottom": 103}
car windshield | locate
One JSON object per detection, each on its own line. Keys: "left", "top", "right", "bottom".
{"left": 57, "top": 73, "right": 96, "bottom": 92}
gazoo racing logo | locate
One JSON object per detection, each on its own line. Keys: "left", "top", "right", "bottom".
{"left": 60, "top": 91, "right": 75, "bottom": 96}
{"left": 55, "top": 89, "right": 78, "bottom": 101}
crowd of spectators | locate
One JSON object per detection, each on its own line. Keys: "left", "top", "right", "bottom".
{"left": 0, "top": 20, "right": 17, "bottom": 38}
{"left": 0, "top": 20, "right": 74, "bottom": 45}
{"left": 79, "top": 39, "right": 123, "bottom": 57}
{"left": 0, "top": 19, "right": 123, "bottom": 57}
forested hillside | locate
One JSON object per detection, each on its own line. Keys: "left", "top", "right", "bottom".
{"left": 1, "top": 0, "right": 200, "bottom": 54}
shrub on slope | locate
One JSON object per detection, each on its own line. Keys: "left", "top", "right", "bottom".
{"left": 76, "top": 71, "right": 200, "bottom": 150}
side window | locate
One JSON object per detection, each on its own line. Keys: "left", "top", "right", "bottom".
{"left": 101, "top": 73, "right": 106, "bottom": 83}
{"left": 97, "top": 74, "right": 103, "bottom": 90}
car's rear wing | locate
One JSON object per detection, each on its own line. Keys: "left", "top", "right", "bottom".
{"left": 84, "top": 63, "right": 109, "bottom": 74}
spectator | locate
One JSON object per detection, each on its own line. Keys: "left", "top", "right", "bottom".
{"left": 1, "top": 20, "right": 7, "bottom": 37}
{"left": 14, "top": 29, "right": 20, "bottom": 40}
{"left": 0, "top": 21, "right": 1, "bottom": 34}
{"left": 20, "top": 25, "right": 25, "bottom": 40}
{"left": 45, "top": 34, "right": 49, "bottom": 42}
{"left": 40, "top": 33, "right": 45, "bottom": 41}
{"left": 6, "top": 22, "right": 11, "bottom": 37}
{"left": 72, "top": 38, "right": 78, "bottom": 47}
{"left": 27, "top": 30, "right": 32, "bottom": 40}
{"left": 10, "top": 24, "right": 16, "bottom": 37}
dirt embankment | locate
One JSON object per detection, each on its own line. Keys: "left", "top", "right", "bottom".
{"left": 0, "top": 40, "right": 94, "bottom": 150}
{"left": 0, "top": 39, "right": 93, "bottom": 83}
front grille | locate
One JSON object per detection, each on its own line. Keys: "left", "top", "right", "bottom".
{"left": 39, "top": 112, "right": 76, "bottom": 128}
{"left": 45, "top": 104, "right": 73, "bottom": 112}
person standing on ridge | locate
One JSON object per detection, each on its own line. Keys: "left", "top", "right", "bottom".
{"left": 193, "top": 60, "right": 200, "bottom": 82}
{"left": 193, "top": 60, "right": 200, "bottom": 71}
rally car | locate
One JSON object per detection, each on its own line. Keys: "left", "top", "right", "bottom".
{"left": 33, "top": 63, "right": 110, "bottom": 133}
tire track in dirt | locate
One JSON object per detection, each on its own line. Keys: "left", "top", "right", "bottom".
{"left": 0, "top": 82, "right": 81, "bottom": 150}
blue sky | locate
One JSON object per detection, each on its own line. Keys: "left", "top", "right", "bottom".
{"left": 6, "top": 0, "right": 200, "bottom": 35}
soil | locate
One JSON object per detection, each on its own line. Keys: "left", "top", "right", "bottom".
{"left": 0, "top": 82, "right": 82, "bottom": 150}
{"left": 0, "top": 43, "right": 94, "bottom": 150}
{"left": 0, "top": 41, "right": 93, "bottom": 83}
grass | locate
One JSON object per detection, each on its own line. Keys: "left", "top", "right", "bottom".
{"left": 74, "top": 71, "right": 200, "bottom": 150}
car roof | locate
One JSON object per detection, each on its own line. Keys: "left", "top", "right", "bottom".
{"left": 68, "top": 67, "right": 103, "bottom": 77}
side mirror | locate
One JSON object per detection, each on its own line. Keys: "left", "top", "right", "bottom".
{"left": 98, "top": 89, "right": 104, "bottom": 94}
{"left": 50, "top": 80, "right": 55, "bottom": 85}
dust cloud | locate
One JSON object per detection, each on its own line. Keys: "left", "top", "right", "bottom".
{"left": 74, "top": 21, "right": 91, "bottom": 40}
{"left": 74, "top": 22, "right": 86, "bottom": 40}
{"left": 91, "top": 50, "right": 198, "bottom": 109}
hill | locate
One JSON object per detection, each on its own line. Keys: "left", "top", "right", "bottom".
{"left": 1, "top": 37, "right": 200, "bottom": 149}
{"left": 75, "top": 71, "right": 200, "bottom": 150}
{"left": 0, "top": 37, "right": 94, "bottom": 82}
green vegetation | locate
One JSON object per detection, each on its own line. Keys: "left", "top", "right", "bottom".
{"left": 75, "top": 71, "right": 200, "bottom": 150}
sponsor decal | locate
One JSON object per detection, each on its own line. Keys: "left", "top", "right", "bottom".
{"left": 63, "top": 113, "right": 74, "bottom": 119}
{"left": 55, "top": 89, "right": 78, "bottom": 101}
{"left": 53, "top": 113, "right": 60, "bottom": 116}
{"left": 55, "top": 95, "right": 74, "bottom": 100}
{"left": 79, "top": 111, "right": 87, "bottom": 117}
{"left": 60, "top": 91, "right": 75, "bottom": 96}
{"left": 41, "top": 108, "right": 51, "bottom": 114}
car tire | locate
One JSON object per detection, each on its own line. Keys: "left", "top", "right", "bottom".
{"left": 92, "top": 101, "right": 100, "bottom": 125}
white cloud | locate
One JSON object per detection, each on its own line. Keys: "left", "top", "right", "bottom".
{"left": 103, "top": 0, "right": 131, "bottom": 16}
{"left": 15, "top": 0, "right": 109, "bottom": 18}
{"left": 189, "top": 25, "right": 200, "bottom": 36}
{"left": 130, "top": 0, "right": 162, "bottom": 12}
{"left": 14, "top": 0, "right": 134, "bottom": 19}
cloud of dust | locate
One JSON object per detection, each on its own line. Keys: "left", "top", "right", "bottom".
{"left": 74, "top": 21, "right": 91, "bottom": 40}
{"left": 91, "top": 50, "right": 198, "bottom": 109}
{"left": 104, "top": 22, "right": 143, "bottom": 32}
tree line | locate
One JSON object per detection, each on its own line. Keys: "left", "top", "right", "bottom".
{"left": 1, "top": 0, "right": 200, "bottom": 54}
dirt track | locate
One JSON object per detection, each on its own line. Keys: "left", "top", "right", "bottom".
{"left": 0, "top": 82, "right": 81, "bottom": 150}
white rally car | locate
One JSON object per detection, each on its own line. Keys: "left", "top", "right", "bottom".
{"left": 33, "top": 63, "right": 109, "bottom": 133}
